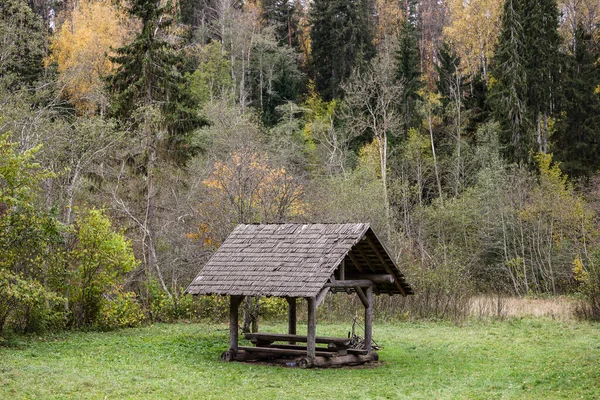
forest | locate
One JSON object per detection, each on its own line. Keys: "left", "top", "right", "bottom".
{"left": 1, "top": 0, "right": 600, "bottom": 334}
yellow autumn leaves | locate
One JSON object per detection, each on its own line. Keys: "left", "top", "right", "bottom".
{"left": 46, "top": 0, "right": 132, "bottom": 115}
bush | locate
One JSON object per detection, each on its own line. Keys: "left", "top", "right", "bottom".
{"left": 0, "top": 270, "right": 67, "bottom": 334}
{"left": 147, "top": 281, "right": 208, "bottom": 322}
{"left": 96, "top": 286, "right": 145, "bottom": 330}
{"left": 67, "top": 208, "right": 138, "bottom": 327}
{"left": 575, "top": 251, "right": 600, "bottom": 320}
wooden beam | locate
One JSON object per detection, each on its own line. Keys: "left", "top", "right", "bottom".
{"left": 315, "top": 287, "right": 329, "bottom": 307}
{"left": 365, "top": 234, "right": 407, "bottom": 295}
{"left": 347, "top": 274, "right": 394, "bottom": 284}
{"left": 245, "top": 332, "right": 351, "bottom": 347}
{"left": 230, "top": 350, "right": 377, "bottom": 366}
{"left": 306, "top": 297, "right": 316, "bottom": 361}
{"left": 347, "top": 252, "right": 363, "bottom": 272}
{"left": 325, "top": 279, "right": 374, "bottom": 288}
{"left": 237, "top": 346, "right": 334, "bottom": 357}
{"left": 355, "top": 287, "right": 369, "bottom": 308}
{"left": 339, "top": 259, "right": 345, "bottom": 280}
{"left": 229, "top": 295, "right": 244, "bottom": 352}
{"left": 299, "top": 353, "right": 378, "bottom": 368}
{"left": 355, "top": 244, "right": 377, "bottom": 272}
{"left": 364, "top": 286, "right": 373, "bottom": 353}
{"left": 286, "top": 297, "right": 297, "bottom": 344}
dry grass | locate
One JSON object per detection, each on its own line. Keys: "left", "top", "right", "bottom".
{"left": 470, "top": 295, "right": 580, "bottom": 321}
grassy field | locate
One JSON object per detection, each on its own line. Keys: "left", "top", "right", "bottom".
{"left": 1, "top": 319, "right": 599, "bottom": 399}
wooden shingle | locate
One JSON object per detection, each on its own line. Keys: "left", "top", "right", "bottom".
{"left": 186, "top": 223, "right": 413, "bottom": 298}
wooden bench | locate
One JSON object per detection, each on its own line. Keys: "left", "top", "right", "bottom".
{"left": 245, "top": 332, "right": 351, "bottom": 347}
{"left": 243, "top": 332, "right": 366, "bottom": 356}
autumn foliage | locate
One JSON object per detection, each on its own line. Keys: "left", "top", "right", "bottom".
{"left": 47, "top": 0, "right": 131, "bottom": 114}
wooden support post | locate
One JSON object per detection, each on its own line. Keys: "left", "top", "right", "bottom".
{"left": 306, "top": 297, "right": 317, "bottom": 362}
{"left": 287, "top": 297, "right": 297, "bottom": 344}
{"left": 339, "top": 259, "right": 345, "bottom": 280}
{"left": 364, "top": 286, "right": 373, "bottom": 353}
{"left": 229, "top": 295, "right": 244, "bottom": 352}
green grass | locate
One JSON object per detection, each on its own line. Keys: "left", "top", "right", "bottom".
{"left": 1, "top": 319, "right": 599, "bottom": 399}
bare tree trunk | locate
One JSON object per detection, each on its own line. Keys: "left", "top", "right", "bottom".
{"left": 427, "top": 106, "right": 443, "bottom": 201}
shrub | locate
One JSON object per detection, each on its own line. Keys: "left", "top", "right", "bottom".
{"left": 575, "top": 251, "right": 600, "bottom": 320}
{"left": 67, "top": 208, "right": 138, "bottom": 327}
{"left": 0, "top": 270, "right": 67, "bottom": 334}
{"left": 96, "top": 286, "right": 145, "bottom": 330}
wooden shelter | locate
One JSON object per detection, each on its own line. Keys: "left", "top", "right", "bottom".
{"left": 186, "top": 223, "right": 413, "bottom": 368}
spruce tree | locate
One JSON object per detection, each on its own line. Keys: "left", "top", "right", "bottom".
{"left": 395, "top": 18, "right": 421, "bottom": 128}
{"left": 489, "top": 0, "right": 561, "bottom": 163}
{"left": 309, "top": 0, "right": 376, "bottom": 100}
{"left": 523, "top": 0, "right": 560, "bottom": 154}
{"left": 435, "top": 41, "right": 460, "bottom": 106}
{"left": 108, "top": 0, "right": 202, "bottom": 160}
{"left": 553, "top": 24, "right": 600, "bottom": 177}
{"left": 0, "top": 0, "right": 46, "bottom": 90}
{"left": 108, "top": 0, "right": 205, "bottom": 297}
{"left": 260, "top": 0, "right": 300, "bottom": 49}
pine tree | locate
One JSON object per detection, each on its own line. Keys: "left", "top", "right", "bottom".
{"left": 309, "top": 0, "right": 376, "bottom": 101}
{"left": 108, "top": 0, "right": 205, "bottom": 298}
{"left": 522, "top": 0, "right": 560, "bottom": 154}
{"left": 553, "top": 24, "right": 600, "bottom": 177}
{"left": 435, "top": 41, "right": 460, "bottom": 105}
{"left": 108, "top": 0, "right": 202, "bottom": 160}
{"left": 395, "top": 18, "right": 421, "bottom": 128}
{"left": 260, "top": 0, "right": 300, "bottom": 49}
{"left": 0, "top": 0, "right": 45, "bottom": 89}
{"left": 489, "top": 0, "right": 561, "bottom": 163}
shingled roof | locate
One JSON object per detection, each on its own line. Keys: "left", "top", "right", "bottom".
{"left": 186, "top": 223, "right": 413, "bottom": 298}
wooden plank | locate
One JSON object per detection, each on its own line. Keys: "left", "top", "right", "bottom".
{"left": 266, "top": 344, "right": 336, "bottom": 352}
{"left": 245, "top": 332, "right": 351, "bottom": 346}
{"left": 325, "top": 279, "right": 374, "bottom": 288}
{"left": 365, "top": 234, "right": 407, "bottom": 295}
{"left": 237, "top": 346, "right": 334, "bottom": 357}
{"left": 307, "top": 297, "right": 316, "bottom": 360}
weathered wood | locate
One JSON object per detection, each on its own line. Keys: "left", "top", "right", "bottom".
{"left": 228, "top": 349, "right": 374, "bottom": 365}
{"left": 324, "top": 279, "right": 374, "bottom": 288}
{"left": 186, "top": 223, "right": 414, "bottom": 299}
{"left": 346, "top": 252, "right": 363, "bottom": 272}
{"left": 354, "top": 244, "right": 378, "bottom": 272}
{"left": 238, "top": 346, "right": 334, "bottom": 357}
{"left": 364, "top": 234, "right": 407, "bottom": 295}
{"left": 364, "top": 286, "right": 373, "bottom": 353}
{"left": 245, "top": 332, "right": 351, "bottom": 347}
{"left": 286, "top": 297, "right": 296, "bottom": 344}
{"left": 355, "top": 287, "right": 369, "bottom": 308}
{"left": 315, "top": 287, "right": 330, "bottom": 307}
{"left": 247, "top": 343, "right": 367, "bottom": 356}
{"left": 267, "top": 343, "right": 336, "bottom": 352}
{"left": 348, "top": 274, "right": 394, "bottom": 284}
{"left": 339, "top": 259, "right": 345, "bottom": 280}
{"left": 229, "top": 295, "right": 244, "bottom": 352}
{"left": 307, "top": 296, "right": 316, "bottom": 360}
{"left": 299, "top": 352, "right": 378, "bottom": 368}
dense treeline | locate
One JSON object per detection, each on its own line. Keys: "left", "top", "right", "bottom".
{"left": 1, "top": 0, "right": 600, "bottom": 332}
